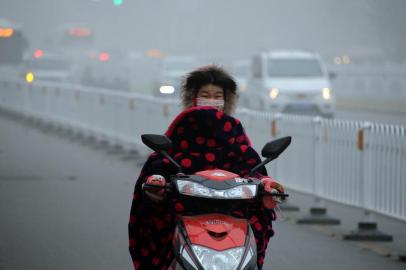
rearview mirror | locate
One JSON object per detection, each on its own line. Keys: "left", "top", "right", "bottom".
{"left": 141, "top": 134, "right": 183, "bottom": 173}
{"left": 261, "top": 136, "right": 291, "bottom": 159}
{"left": 141, "top": 134, "right": 173, "bottom": 153}
{"left": 250, "top": 136, "right": 292, "bottom": 175}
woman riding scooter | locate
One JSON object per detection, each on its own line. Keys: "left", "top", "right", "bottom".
{"left": 128, "top": 65, "right": 285, "bottom": 269}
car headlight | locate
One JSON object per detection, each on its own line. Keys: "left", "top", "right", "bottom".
{"left": 322, "top": 87, "right": 331, "bottom": 100}
{"left": 25, "top": 72, "right": 35, "bottom": 83}
{"left": 192, "top": 245, "right": 244, "bottom": 270}
{"left": 176, "top": 180, "right": 257, "bottom": 199}
{"left": 160, "top": 85, "right": 175, "bottom": 94}
{"left": 268, "top": 88, "right": 279, "bottom": 99}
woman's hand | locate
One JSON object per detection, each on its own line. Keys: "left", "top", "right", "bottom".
{"left": 143, "top": 175, "right": 167, "bottom": 202}
{"left": 260, "top": 176, "right": 285, "bottom": 209}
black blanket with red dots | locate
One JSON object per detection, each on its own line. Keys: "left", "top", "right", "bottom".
{"left": 128, "top": 107, "right": 276, "bottom": 269}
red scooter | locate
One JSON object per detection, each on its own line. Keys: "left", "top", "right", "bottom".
{"left": 141, "top": 134, "right": 291, "bottom": 270}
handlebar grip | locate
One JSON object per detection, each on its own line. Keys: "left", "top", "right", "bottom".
{"left": 142, "top": 183, "right": 173, "bottom": 192}
{"left": 258, "top": 189, "right": 289, "bottom": 198}
{"left": 143, "top": 183, "right": 165, "bottom": 189}
{"left": 267, "top": 193, "right": 289, "bottom": 198}
{"left": 257, "top": 182, "right": 289, "bottom": 198}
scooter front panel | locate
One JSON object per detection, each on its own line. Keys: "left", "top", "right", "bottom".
{"left": 182, "top": 214, "right": 247, "bottom": 251}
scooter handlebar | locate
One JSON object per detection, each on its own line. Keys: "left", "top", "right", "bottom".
{"left": 142, "top": 178, "right": 289, "bottom": 199}
{"left": 257, "top": 183, "right": 289, "bottom": 198}
{"left": 142, "top": 183, "right": 173, "bottom": 192}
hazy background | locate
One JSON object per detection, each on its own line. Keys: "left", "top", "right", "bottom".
{"left": 1, "top": 2, "right": 406, "bottom": 270}
{"left": 2, "top": 0, "right": 406, "bottom": 63}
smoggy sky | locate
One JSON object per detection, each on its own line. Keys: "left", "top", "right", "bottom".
{"left": 2, "top": 0, "right": 406, "bottom": 62}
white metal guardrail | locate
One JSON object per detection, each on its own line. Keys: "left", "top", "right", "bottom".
{"left": 0, "top": 79, "right": 405, "bottom": 221}
{"left": 0, "top": 79, "right": 181, "bottom": 150}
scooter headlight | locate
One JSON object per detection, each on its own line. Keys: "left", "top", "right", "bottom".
{"left": 191, "top": 245, "right": 244, "bottom": 270}
{"left": 176, "top": 180, "right": 257, "bottom": 199}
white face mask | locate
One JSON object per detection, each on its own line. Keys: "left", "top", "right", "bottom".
{"left": 196, "top": 97, "right": 224, "bottom": 110}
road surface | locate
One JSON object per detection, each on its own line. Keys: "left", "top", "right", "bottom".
{"left": 0, "top": 113, "right": 405, "bottom": 270}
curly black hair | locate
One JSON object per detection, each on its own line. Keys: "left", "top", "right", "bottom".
{"left": 181, "top": 65, "right": 238, "bottom": 115}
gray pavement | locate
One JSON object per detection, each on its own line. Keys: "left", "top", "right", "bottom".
{"left": 0, "top": 112, "right": 405, "bottom": 270}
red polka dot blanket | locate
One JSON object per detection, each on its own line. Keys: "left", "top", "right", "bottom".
{"left": 128, "top": 106, "right": 276, "bottom": 269}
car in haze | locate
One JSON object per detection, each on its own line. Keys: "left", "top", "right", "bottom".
{"left": 21, "top": 51, "right": 73, "bottom": 83}
{"left": 248, "top": 50, "right": 335, "bottom": 117}
{"left": 80, "top": 49, "right": 131, "bottom": 91}
{"left": 154, "top": 56, "right": 198, "bottom": 98}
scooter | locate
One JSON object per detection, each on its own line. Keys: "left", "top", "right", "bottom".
{"left": 141, "top": 134, "right": 291, "bottom": 270}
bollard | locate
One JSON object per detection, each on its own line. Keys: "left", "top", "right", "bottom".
{"left": 270, "top": 113, "right": 281, "bottom": 139}
{"left": 99, "top": 94, "right": 105, "bottom": 106}
{"left": 75, "top": 91, "right": 80, "bottom": 102}
{"left": 129, "top": 99, "right": 135, "bottom": 111}
{"left": 297, "top": 117, "right": 340, "bottom": 224}
{"left": 163, "top": 103, "right": 169, "bottom": 117}
{"left": 120, "top": 144, "right": 141, "bottom": 161}
{"left": 343, "top": 122, "right": 393, "bottom": 241}
{"left": 271, "top": 118, "right": 278, "bottom": 138}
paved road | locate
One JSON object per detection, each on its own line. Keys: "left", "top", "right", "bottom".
{"left": 0, "top": 113, "right": 405, "bottom": 270}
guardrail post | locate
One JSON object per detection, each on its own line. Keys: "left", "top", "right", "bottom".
{"left": 270, "top": 113, "right": 281, "bottom": 180}
{"left": 297, "top": 117, "right": 341, "bottom": 224}
{"left": 344, "top": 122, "right": 393, "bottom": 241}
{"left": 273, "top": 113, "right": 300, "bottom": 211}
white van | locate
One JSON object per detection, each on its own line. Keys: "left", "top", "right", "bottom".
{"left": 247, "top": 50, "right": 335, "bottom": 117}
